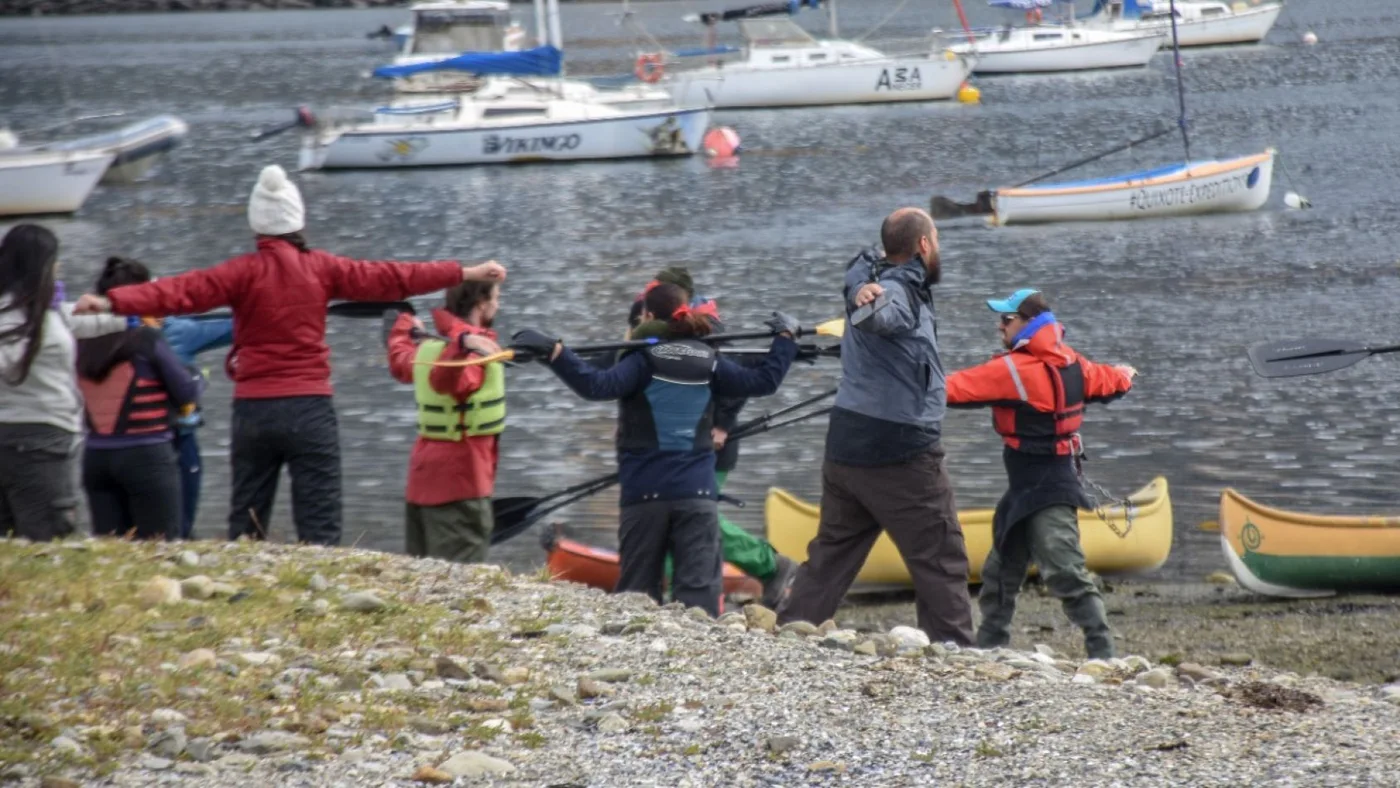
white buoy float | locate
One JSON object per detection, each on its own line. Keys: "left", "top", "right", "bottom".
{"left": 1284, "top": 191, "right": 1312, "bottom": 210}
{"left": 1302, "top": 31, "right": 1318, "bottom": 45}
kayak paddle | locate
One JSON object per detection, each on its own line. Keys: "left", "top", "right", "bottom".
{"left": 489, "top": 387, "right": 839, "bottom": 544}
{"left": 186, "top": 300, "right": 414, "bottom": 322}
{"left": 438, "top": 317, "right": 846, "bottom": 368}
{"left": 1246, "top": 338, "right": 1400, "bottom": 378}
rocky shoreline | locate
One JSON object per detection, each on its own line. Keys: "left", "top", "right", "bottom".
{"left": 2, "top": 537, "right": 1398, "bottom": 787}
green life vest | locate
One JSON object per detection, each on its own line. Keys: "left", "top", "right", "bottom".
{"left": 413, "top": 339, "right": 505, "bottom": 441}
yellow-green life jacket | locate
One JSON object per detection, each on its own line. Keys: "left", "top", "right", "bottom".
{"left": 413, "top": 339, "right": 505, "bottom": 440}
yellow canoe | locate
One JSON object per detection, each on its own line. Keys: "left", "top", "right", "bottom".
{"left": 1218, "top": 488, "right": 1400, "bottom": 598}
{"left": 765, "top": 477, "right": 1173, "bottom": 586}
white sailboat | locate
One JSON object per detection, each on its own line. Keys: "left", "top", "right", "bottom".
{"left": 0, "top": 146, "right": 113, "bottom": 216}
{"left": 947, "top": 1, "right": 1165, "bottom": 74}
{"left": 387, "top": 1, "right": 529, "bottom": 94}
{"left": 1079, "top": 0, "right": 1283, "bottom": 48}
{"left": 295, "top": 0, "right": 710, "bottom": 170}
{"left": 660, "top": 1, "right": 975, "bottom": 109}
{"left": 930, "top": 0, "right": 1274, "bottom": 225}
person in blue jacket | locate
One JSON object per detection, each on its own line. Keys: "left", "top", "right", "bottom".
{"left": 110, "top": 257, "right": 234, "bottom": 539}
{"left": 513, "top": 283, "right": 800, "bottom": 616}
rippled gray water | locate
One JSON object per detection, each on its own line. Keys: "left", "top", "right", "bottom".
{"left": 3, "top": 0, "right": 1398, "bottom": 578}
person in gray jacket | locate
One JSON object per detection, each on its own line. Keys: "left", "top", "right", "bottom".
{"left": 777, "top": 207, "right": 975, "bottom": 645}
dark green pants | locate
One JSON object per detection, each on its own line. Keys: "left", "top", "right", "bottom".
{"left": 976, "top": 504, "right": 1113, "bottom": 659}
{"left": 405, "top": 498, "right": 492, "bottom": 564}
{"left": 662, "top": 470, "right": 780, "bottom": 581}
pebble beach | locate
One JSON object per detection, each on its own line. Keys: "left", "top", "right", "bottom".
{"left": 3, "top": 538, "right": 1398, "bottom": 787}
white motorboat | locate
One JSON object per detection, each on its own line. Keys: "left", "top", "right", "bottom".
{"left": 388, "top": 1, "right": 529, "bottom": 94}
{"left": 948, "top": 24, "right": 1165, "bottom": 74}
{"left": 661, "top": 1, "right": 974, "bottom": 109}
{"left": 0, "top": 146, "right": 113, "bottom": 216}
{"left": 295, "top": 2, "right": 710, "bottom": 171}
{"left": 1080, "top": 0, "right": 1283, "bottom": 47}
{"left": 43, "top": 115, "right": 189, "bottom": 184}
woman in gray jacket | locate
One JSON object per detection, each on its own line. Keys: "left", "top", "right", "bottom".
{"left": 0, "top": 224, "right": 123, "bottom": 540}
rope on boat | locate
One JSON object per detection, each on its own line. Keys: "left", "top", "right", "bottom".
{"left": 853, "top": 0, "right": 914, "bottom": 43}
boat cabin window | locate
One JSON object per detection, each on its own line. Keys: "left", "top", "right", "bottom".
{"left": 771, "top": 55, "right": 791, "bottom": 63}
{"left": 1032, "top": 32, "right": 1065, "bottom": 41}
{"left": 1140, "top": 10, "right": 1181, "bottom": 22}
{"left": 808, "top": 53, "right": 827, "bottom": 61}
{"left": 482, "top": 107, "right": 547, "bottom": 118}
{"left": 411, "top": 10, "right": 511, "bottom": 55}
{"left": 1200, "top": 7, "right": 1226, "bottom": 16}
{"left": 737, "top": 18, "right": 818, "bottom": 48}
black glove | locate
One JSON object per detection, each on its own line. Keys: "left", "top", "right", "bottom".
{"left": 765, "top": 311, "right": 801, "bottom": 338}
{"left": 510, "top": 329, "right": 561, "bottom": 362}
{"left": 381, "top": 309, "right": 401, "bottom": 348}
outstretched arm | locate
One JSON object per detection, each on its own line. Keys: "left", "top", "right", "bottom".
{"left": 845, "top": 263, "right": 917, "bottom": 336}
{"left": 946, "top": 355, "right": 1025, "bottom": 409}
{"left": 323, "top": 255, "right": 504, "bottom": 302}
{"left": 548, "top": 349, "right": 650, "bottom": 401}
{"left": 711, "top": 336, "right": 798, "bottom": 398}
{"left": 1080, "top": 355, "right": 1135, "bottom": 404}
{"left": 96, "top": 261, "right": 247, "bottom": 317}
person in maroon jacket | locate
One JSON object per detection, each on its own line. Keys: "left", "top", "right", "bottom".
{"left": 74, "top": 165, "right": 506, "bottom": 545}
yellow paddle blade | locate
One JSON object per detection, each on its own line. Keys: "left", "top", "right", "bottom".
{"left": 1197, "top": 520, "right": 1220, "bottom": 533}
{"left": 811, "top": 317, "right": 845, "bottom": 339}
{"left": 413, "top": 349, "right": 517, "bottom": 368}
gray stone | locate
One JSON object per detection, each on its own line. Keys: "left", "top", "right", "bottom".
{"left": 435, "top": 655, "right": 472, "bottom": 680}
{"left": 597, "top": 713, "right": 629, "bottom": 733}
{"left": 1137, "top": 668, "right": 1173, "bottom": 689}
{"left": 186, "top": 738, "right": 217, "bottom": 762}
{"left": 237, "top": 651, "right": 280, "bottom": 667}
{"left": 437, "top": 751, "right": 517, "bottom": 777}
{"left": 176, "top": 550, "right": 200, "bottom": 568}
{"left": 1219, "top": 652, "right": 1253, "bottom": 667}
{"left": 308, "top": 573, "right": 329, "bottom": 592}
{"left": 173, "top": 763, "right": 214, "bottom": 776}
{"left": 377, "top": 673, "right": 413, "bottom": 691}
{"left": 180, "top": 575, "right": 215, "bottom": 600}
{"left": 686, "top": 606, "right": 713, "bottom": 623}
{"left": 820, "top": 630, "right": 859, "bottom": 651}
{"left": 148, "top": 728, "right": 186, "bottom": 758}
{"left": 853, "top": 640, "right": 878, "bottom": 657}
{"left": 238, "top": 731, "right": 312, "bottom": 755}
{"left": 888, "top": 625, "right": 930, "bottom": 651}
{"left": 149, "top": 708, "right": 188, "bottom": 725}
{"left": 577, "top": 677, "right": 611, "bottom": 700}
{"left": 178, "top": 648, "right": 217, "bottom": 670}
{"left": 50, "top": 736, "right": 83, "bottom": 755}
{"left": 550, "top": 685, "right": 578, "bottom": 706}
{"left": 588, "top": 668, "right": 633, "bottom": 683}
{"left": 767, "top": 735, "right": 801, "bottom": 755}
{"left": 341, "top": 592, "right": 388, "bottom": 612}
{"left": 409, "top": 715, "right": 449, "bottom": 735}
{"left": 743, "top": 604, "right": 778, "bottom": 633}
{"left": 1034, "top": 643, "right": 1058, "bottom": 658}
{"left": 140, "top": 756, "right": 173, "bottom": 771}
{"left": 675, "top": 718, "right": 703, "bottom": 733}
{"left": 777, "top": 621, "right": 819, "bottom": 637}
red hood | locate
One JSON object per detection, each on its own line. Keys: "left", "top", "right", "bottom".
{"left": 431, "top": 307, "right": 496, "bottom": 341}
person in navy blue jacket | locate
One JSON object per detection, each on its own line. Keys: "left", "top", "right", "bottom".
{"left": 108, "top": 256, "right": 234, "bottom": 540}
{"left": 514, "top": 283, "right": 800, "bottom": 616}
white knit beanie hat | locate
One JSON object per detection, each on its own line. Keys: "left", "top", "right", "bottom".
{"left": 247, "top": 164, "right": 305, "bottom": 236}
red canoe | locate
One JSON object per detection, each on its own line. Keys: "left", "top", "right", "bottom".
{"left": 544, "top": 533, "right": 763, "bottom": 599}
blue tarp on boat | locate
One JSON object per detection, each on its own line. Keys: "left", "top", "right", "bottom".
{"left": 373, "top": 45, "right": 562, "bottom": 79}
{"left": 1089, "top": 0, "right": 1157, "bottom": 19}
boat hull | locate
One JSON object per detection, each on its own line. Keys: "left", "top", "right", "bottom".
{"left": 545, "top": 536, "right": 763, "bottom": 599}
{"left": 44, "top": 115, "right": 189, "bottom": 185}
{"left": 959, "top": 33, "right": 1163, "bottom": 74}
{"left": 666, "top": 56, "right": 972, "bottom": 108}
{"left": 765, "top": 477, "right": 1172, "bottom": 587}
{"left": 300, "top": 107, "right": 711, "bottom": 170}
{"left": 1083, "top": 4, "right": 1282, "bottom": 47}
{"left": 1218, "top": 488, "right": 1400, "bottom": 598}
{"left": 0, "top": 149, "right": 113, "bottom": 216}
{"left": 992, "top": 150, "right": 1273, "bottom": 224}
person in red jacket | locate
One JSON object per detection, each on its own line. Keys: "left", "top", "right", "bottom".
{"left": 385, "top": 280, "right": 503, "bottom": 563}
{"left": 74, "top": 164, "right": 506, "bottom": 546}
{"left": 945, "top": 288, "right": 1135, "bottom": 659}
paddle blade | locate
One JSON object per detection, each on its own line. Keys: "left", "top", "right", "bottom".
{"left": 810, "top": 318, "right": 845, "bottom": 339}
{"left": 1247, "top": 338, "right": 1371, "bottom": 378}
{"left": 491, "top": 496, "right": 542, "bottom": 545}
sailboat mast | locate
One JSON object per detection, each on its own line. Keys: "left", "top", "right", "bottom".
{"left": 828, "top": 0, "right": 839, "bottom": 38}
{"left": 533, "top": 0, "right": 547, "bottom": 49}
{"left": 1167, "top": 0, "right": 1191, "bottom": 160}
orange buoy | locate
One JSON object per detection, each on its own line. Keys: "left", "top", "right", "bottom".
{"left": 702, "top": 126, "right": 741, "bottom": 158}
{"left": 634, "top": 52, "right": 665, "bottom": 84}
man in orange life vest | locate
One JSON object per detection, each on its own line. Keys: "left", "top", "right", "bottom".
{"left": 946, "top": 289, "right": 1136, "bottom": 659}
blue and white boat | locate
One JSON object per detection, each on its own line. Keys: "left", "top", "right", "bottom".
{"left": 388, "top": 0, "right": 530, "bottom": 94}
{"left": 1079, "top": 0, "right": 1282, "bottom": 48}
{"left": 298, "top": 44, "right": 710, "bottom": 170}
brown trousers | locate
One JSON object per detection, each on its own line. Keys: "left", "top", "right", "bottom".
{"left": 777, "top": 448, "right": 975, "bottom": 646}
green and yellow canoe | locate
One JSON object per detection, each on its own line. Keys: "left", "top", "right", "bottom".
{"left": 1218, "top": 488, "right": 1400, "bottom": 598}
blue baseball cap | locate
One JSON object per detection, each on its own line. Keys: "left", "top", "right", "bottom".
{"left": 986, "top": 288, "right": 1040, "bottom": 314}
